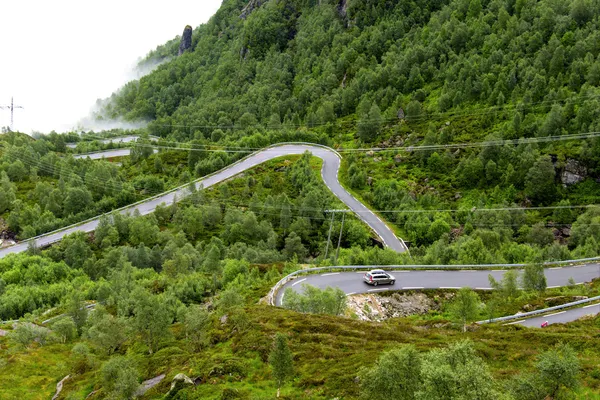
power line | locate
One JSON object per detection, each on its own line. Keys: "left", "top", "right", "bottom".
{"left": 81, "top": 129, "right": 600, "bottom": 155}
{"left": 131, "top": 91, "right": 600, "bottom": 130}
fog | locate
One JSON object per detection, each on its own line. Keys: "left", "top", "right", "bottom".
{"left": 0, "top": 1, "right": 222, "bottom": 134}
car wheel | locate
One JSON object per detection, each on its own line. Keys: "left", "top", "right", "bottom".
{"left": 390, "top": 280, "right": 395, "bottom": 285}
{"left": 373, "top": 282, "right": 378, "bottom": 286}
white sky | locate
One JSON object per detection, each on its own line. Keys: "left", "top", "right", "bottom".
{"left": 0, "top": 0, "right": 222, "bottom": 134}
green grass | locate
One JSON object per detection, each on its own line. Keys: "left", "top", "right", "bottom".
{"left": 2, "top": 305, "right": 599, "bottom": 399}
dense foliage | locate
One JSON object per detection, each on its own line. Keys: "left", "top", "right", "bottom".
{"left": 91, "top": 0, "right": 600, "bottom": 264}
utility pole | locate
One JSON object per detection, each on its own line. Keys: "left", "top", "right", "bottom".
{"left": 334, "top": 212, "right": 346, "bottom": 266}
{"left": 323, "top": 211, "right": 335, "bottom": 260}
{"left": 325, "top": 209, "right": 352, "bottom": 262}
{"left": 0, "top": 97, "right": 24, "bottom": 131}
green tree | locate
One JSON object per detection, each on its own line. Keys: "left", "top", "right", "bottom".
{"left": 282, "top": 284, "right": 347, "bottom": 316}
{"left": 184, "top": 306, "right": 212, "bottom": 351}
{"left": 525, "top": 155, "right": 556, "bottom": 205}
{"left": 283, "top": 232, "right": 307, "bottom": 260}
{"left": 522, "top": 264, "right": 547, "bottom": 293}
{"left": 63, "top": 187, "right": 93, "bottom": 216}
{"left": 101, "top": 356, "right": 140, "bottom": 400}
{"left": 449, "top": 287, "right": 481, "bottom": 332}
{"left": 359, "top": 345, "right": 422, "bottom": 400}
{"left": 9, "top": 323, "right": 49, "bottom": 348}
{"left": 131, "top": 289, "right": 172, "bottom": 354}
{"left": 417, "top": 340, "right": 502, "bottom": 400}
{"left": 65, "top": 290, "right": 88, "bottom": 334}
{"left": 63, "top": 232, "right": 92, "bottom": 269}
{"left": 511, "top": 343, "right": 580, "bottom": 400}
{"left": 488, "top": 270, "right": 520, "bottom": 302}
{"left": 0, "top": 172, "right": 16, "bottom": 213}
{"left": 51, "top": 317, "right": 77, "bottom": 344}
{"left": 85, "top": 306, "right": 129, "bottom": 355}
{"left": 536, "top": 343, "right": 580, "bottom": 399}
{"left": 570, "top": 0, "right": 592, "bottom": 25}
{"left": 269, "top": 333, "right": 294, "bottom": 398}
{"left": 357, "top": 103, "right": 383, "bottom": 142}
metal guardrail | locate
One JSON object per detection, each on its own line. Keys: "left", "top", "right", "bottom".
{"left": 267, "top": 259, "right": 600, "bottom": 306}
{"left": 477, "top": 295, "right": 600, "bottom": 325}
{"left": 7, "top": 142, "right": 337, "bottom": 254}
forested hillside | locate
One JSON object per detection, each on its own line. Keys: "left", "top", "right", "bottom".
{"left": 104, "top": 0, "right": 600, "bottom": 139}
{"left": 98, "top": 0, "right": 600, "bottom": 263}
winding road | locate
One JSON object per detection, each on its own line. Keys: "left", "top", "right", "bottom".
{"left": 3, "top": 143, "right": 599, "bottom": 327}
{"left": 0, "top": 144, "right": 406, "bottom": 258}
{"left": 276, "top": 266, "right": 600, "bottom": 326}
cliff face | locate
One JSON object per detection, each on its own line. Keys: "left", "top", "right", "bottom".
{"left": 240, "top": 0, "right": 266, "bottom": 19}
{"left": 178, "top": 25, "right": 193, "bottom": 56}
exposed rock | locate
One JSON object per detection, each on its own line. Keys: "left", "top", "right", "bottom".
{"left": 347, "top": 292, "right": 439, "bottom": 321}
{"left": 52, "top": 375, "right": 70, "bottom": 400}
{"left": 178, "top": 25, "right": 193, "bottom": 56}
{"left": 366, "top": 150, "right": 375, "bottom": 157}
{"left": 167, "top": 373, "right": 195, "bottom": 396}
{"left": 454, "top": 192, "right": 462, "bottom": 200}
{"left": 338, "top": 0, "right": 349, "bottom": 18}
{"left": 397, "top": 108, "right": 405, "bottom": 120}
{"left": 0, "top": 329, "right": 8, "bottom": 337}
{"left": 561, "top": 158, "right": 587, "bottom": 186}
{"left": 220, "top": 314, "right": 228, "bottom": 325}
{"left": 394, "top": 154, "right": 402, "bottom": 164}
{"left": 136, "top": 374, "right": 165, "bottom": 397}
{"left": 240, "top": 0, "right": 266, "bottom": 19}
{"left": 367, "top": 176, "right": 373, "bottom": 186}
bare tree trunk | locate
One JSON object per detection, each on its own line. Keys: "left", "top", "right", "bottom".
{"left": 277, "top": 386, "right": 280, "bottom": 398}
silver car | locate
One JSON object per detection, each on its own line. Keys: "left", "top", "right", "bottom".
{"left": 363, "top": 269, "right": 396, "bottom": 286}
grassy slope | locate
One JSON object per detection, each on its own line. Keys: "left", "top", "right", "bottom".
{"left": 1, "top": 306, "right": 599, "bottom": 399}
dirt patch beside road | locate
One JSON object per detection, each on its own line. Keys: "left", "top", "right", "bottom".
{"left": 347, "top": 292, "right": 442, "bottom": 321}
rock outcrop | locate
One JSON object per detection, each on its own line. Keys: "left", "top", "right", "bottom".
{"left": 166, "top": 373, "right": 195, "bottom": 396}
{"left": 338, "top": 0, "right": 349, "bottom": 18}
{"left": 178, "top": 25, "right": 193, "bottom": 56}
{"left": 51, "top": 375, "right": 70, "bottom": 400}
{"left": 240, "top": 0, "right": 266, "bottom": 19}
{"left": 136, "top": 374, "right": 165, "bottom": 397}
{"left": 561, "top": 158, "right": 587, "bottom": 186}
{"left": 347, "top": 292, "right": 441, "bottom": 321}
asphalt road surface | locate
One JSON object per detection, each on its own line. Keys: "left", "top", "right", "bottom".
{"left": 276, "top": 265, "right": 600, "bottom": 325}
{"left": 503, "top": 302, "right": 600, "bottom": 327}
{"left": 73, "top": 149, "right": 134, "bottom": 159}
{"left": 0, "top": 144, "right": 407, "bottom": 258}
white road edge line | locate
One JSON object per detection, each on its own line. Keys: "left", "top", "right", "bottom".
{"left": 322, "top": 273, "right": 340, "bottom": 277}
{"left": 549, "top": 267, "right": 562, "bottom": 270}
{"left": 346, "top": 292, "right": 356, "bottom": 296}
{"left": 440, "top": 287, "right": 461, "bottom": 289}
{"left": 547, "top": 286, "right": 560, "bottom": 289}
{"left": 546, "top": 311, "right": 566, "bottom": 317}
{"left": 291, "top": 278, "right": 307, "bottom": 287}
{"left": 476, "top": 288, "right": 493, "bottom": 290}
{"left": 368, "top": 288, "right": 387, "bottom": 292}
{"left": 403, "top": 287, "right": 425, "bottom": 290}
{"left": 583, "top": 304, "right": 599, "bottom": 309}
